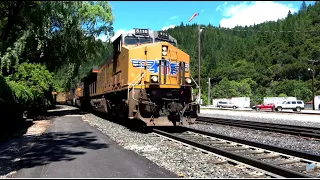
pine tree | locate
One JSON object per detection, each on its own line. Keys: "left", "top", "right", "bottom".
{"left": 300, "top": 1, "right": 307, "bottom": 12}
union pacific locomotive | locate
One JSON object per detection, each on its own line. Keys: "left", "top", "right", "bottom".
{"left": 62, "top": 28, "right": 199, "bottom": 127}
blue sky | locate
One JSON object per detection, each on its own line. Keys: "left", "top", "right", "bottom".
{"left": 97, "top": 1, "right": 315, "bottom": 41}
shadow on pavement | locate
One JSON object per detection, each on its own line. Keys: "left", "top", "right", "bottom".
{"left": 47, "top": 105, "right": 65, "bottom": 111}
{"left": 0, "top": 131, "right": 108, "bottom": 176}
{"left": 33, "top": 108, "right": 88, "bottom": 121}
{"left": 0, "top": 121, "right": 35, "bottom": 142}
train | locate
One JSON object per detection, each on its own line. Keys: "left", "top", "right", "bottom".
{"left": 56, "top": 28, "right": 200, "bottom": 127}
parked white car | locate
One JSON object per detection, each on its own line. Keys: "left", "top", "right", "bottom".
{"left": 275, "top": 100, "right": 305, "bottom": 112}
{"left": 217, "top": 101, "right": 238, "bottom": 109}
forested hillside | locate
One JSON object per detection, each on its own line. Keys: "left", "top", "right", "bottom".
{"left": 0, "top": 1, "right": 114, "bottom": 136}
{"left": 167, "top": 1, "right": 320, "bottom": 105}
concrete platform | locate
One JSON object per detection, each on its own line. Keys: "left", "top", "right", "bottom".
{"left": 12, "top": 113, "right": 177, "bottom": 178}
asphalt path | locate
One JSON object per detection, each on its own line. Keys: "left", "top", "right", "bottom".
{"left": 13, "top": 114, "right": 177, "bottom": 178}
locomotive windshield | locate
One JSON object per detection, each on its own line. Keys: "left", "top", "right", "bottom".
{"left": 124, "top": 36, "right": 153, "bottom": 45}
{"left": 155, "top": 37, "right": 177, "bottom": 47}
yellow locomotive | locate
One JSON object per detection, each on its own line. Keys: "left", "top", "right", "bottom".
{"left": 75, "top": 28, "right": 199, "bottom": 126}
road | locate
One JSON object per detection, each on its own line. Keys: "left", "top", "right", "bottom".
{"left": 12, "top": 112, "right": 177, "bottom": 178}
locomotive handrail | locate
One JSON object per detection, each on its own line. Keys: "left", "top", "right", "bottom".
{"left": 189, "top": 74, "right": 199, "bottom": 88}
{"left": 128, "top": 63, "right": 154, "bottom": 103}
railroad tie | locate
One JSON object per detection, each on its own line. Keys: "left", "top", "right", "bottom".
{"left": 271, "top": 159, "right": 301, "bottom": 165}
{"left": 237, "top": 150, "right": 265, "bottom": 155}
{"left": 253, "top": 153, "right": 281, "bottom": 160}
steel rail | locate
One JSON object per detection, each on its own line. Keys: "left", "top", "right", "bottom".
{"left": 153, "top": 127, "right": 314, "bottom": 178}
{"left": 197, "top": 116, "right": 320, "bottom": 139}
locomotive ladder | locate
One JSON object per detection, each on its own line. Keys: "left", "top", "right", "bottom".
{"left": 128, "top": 60, "right": 153, "bottom": 103}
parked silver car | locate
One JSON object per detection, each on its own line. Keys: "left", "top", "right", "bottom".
{"left": 217, "top": 101, "right": 238, "bottom": 109}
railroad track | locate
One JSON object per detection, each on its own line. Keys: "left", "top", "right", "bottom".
{"left": 200, "top": 108, "right": 320, "bottom": 115}
{"left": 153, "top": 127, "right": 320, "bottom": 178}
{"left": 196, "top": 117, "right": 320, "bottom": 139}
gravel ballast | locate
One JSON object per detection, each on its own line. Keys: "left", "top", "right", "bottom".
{"left": 188, "top": 122, "right": 320, "bottom": 155}
{"left": 196, "top": 110, "right": 320, "bottom": 155}
{"left": 82, "top": 114, "right": 271, "bottom": 178}
{"left": 200, "top": 110, "right": 320, "bottom": 128}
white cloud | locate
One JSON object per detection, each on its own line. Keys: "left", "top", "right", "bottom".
{"left": 218, "top": 1, "right": 298, "bottom": 28}
{"left": 161, "top": 25, "right": 175, "bottom": 31}
{"left": 216, "top": 2, "right": 228, "bottom": 11}
{"left": 169, "top": 16, "right": 178, "bottom": 20}
{"left": 200, "top": 9, "right": 205, "bottom": 13}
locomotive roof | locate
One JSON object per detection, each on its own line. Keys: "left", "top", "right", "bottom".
{"left": 110, "top": 28, "right": 177, "bottom": 44}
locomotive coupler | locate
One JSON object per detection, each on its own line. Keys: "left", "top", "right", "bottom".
{"left": 167, "top": 101, "right": 184, "bottom": 124}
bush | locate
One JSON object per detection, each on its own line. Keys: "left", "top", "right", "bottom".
{"left": 1, "top": 63, "right": 55, "bottom": 117}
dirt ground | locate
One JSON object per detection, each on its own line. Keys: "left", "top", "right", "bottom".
{"left": 0, "top": 120, "right": 52, "bottom": 178}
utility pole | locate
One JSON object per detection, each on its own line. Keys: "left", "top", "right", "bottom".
{"left": 308, "top": 59, "right": 319, "bottom": 110}
{"left": 198, "top": 24, "right": 201, "bottom": 105}
{"left": 208, "top": 77, "right": 211, "bottom": 105}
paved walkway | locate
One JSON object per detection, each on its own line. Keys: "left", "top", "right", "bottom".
{"left": 12, "top": 112, "right": 177, "bottom": 178}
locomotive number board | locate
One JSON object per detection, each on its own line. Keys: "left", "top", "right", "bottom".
{"left": 135, "top": 28, "right": 149, "bottom": 35}
{"left": 158, "top": 31, "right": 169, "bottom": 38}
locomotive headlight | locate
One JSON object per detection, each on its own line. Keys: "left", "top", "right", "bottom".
{"left": 162, "top": 51, "right": 167, "bottom": 56}
{"left": 162, "top": 45, "right": 168, "bottom": 56}
{"left": 185, "top": 78, "right": 192, "bottom": 84}
{"left": 162, "top": 46, "right": 167, "bottom": 51}
{"left": 151, "top": 75, "right": 158, "bottom": 83}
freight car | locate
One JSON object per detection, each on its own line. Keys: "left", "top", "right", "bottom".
{"left": 55, "top": 92, "right": 66, "bottom": 105}
{"left": 66, "top": 28, "right": 199, "bottom": 127}
{"left": 65, "top": 83, "right": 83, "bottom": 107}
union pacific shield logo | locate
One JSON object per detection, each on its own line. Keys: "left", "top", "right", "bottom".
{"left": 130, "top": 59, "right": 181, "bottom": 76}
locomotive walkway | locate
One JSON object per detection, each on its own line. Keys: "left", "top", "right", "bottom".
{"left": 8, "top": 106, "right": 177, "bottom": 178}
